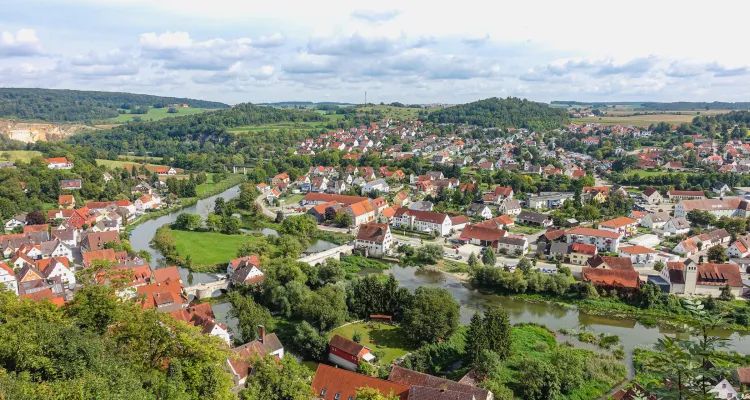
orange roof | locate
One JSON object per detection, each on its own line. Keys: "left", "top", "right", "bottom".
{"left": 571, "top": 243, "right": 597, "bottom": 255}
{"left": 582, "top": 268, "right": 639, "bottom": 289}
{"left": 312, "top": 364, "right": 409, "bottom": 400}
{"left": 35, "top": 257, "right": 70, "bottom": 274}
{"left": 152, "top": 266, "right": 181, "bottom": 284}
{"left": 44, "top": 157, "right": 69, "bottom": 164}
{"left": 58, "top": 195, "right": 74, "bottom": 205}
{"left": 135, "top": 280, "right": 185, "bottom": 309}
{"left": 381, "top": 205, "right": 398, "bottom": 219}
{"left": 20, "top": 288, "right": 65, "bottom": 306}
{"left": 24, "top": 224, "right": 48, "bottom": 234}
{"left": 619, "top": 245, "right": 657, "bottom": 254}
{"left": 0, "top": 262, "right": 14, "bottom": 276}
{"left": 600, "top": 217, "right": 637, "bottom": 228}
{"left": 567, "top": 227, "right": 620, "bottom": 239}
{"left": 348, "top": 199, "right": 375, "bottom": 217}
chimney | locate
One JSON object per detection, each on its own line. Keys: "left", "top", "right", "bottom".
{"left": 258, "top": 325, "right": 266, "bottom": 343}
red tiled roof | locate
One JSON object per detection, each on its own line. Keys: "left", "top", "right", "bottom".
{"left": 329, "top": 334, "right": 366, "bottom": 357}
{"left": 20, "top": 288, "right": 65, "bottom": 306}
{"left": 571, "top": 243, "right": 596, "bottom": 256}
{"left": 619, "top": 245, "right": 658, "bottom": 255}
{"left": 152, "top": 266, "right": 181, "bottom": 284}
{"left": 303, "top": 193, "right": 368, "bottom": 205}
{"left": 582, "top": 268, "right": 639, "bottom": 289}
{"left": 312, "top": 364, "right": 409, "bottom": 400}
{"left": 667, "top": 190, "right": 704, "bottom": 196}
{"left": 600, "top": 217, "right": 637, "bottom": 228}
{"left": 459, "top": 224, "right": 506, "bottom": 242}
{"left": 696, "top": 263, "right": 742, "bottom": 287}
{"left": 356, "top": 223, "right": 389, "bottom": 243}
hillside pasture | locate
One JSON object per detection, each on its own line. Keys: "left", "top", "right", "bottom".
{"left": 107, "top": 106, "right": 210, "bottom": 123}
{"left": 1, "top": 150, "right": 42, "bottom": 162}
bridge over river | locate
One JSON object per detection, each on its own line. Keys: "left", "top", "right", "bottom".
{"left": 184, "top": 278, "right": 229, "bottom": 299}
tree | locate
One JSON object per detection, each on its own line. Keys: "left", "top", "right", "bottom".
{"left": 67, "top": 285, "right": 123, "bottom": 335}
{"left": 719, "top": 283, "right": 734, "bottom": 301}
{"left": 465, "top": 311, "right": 488, "bottom": 364}
{"left": 687, "top": 209, "right": 716, "bottom": 227}
{"left": 356, "top": 361, "right": 375, "bottom": 376}
{"left": 402, "top": 287, "right": 459, "bottom": 345}
{"left": 468, "top": 252, "right": 478, "bottom": 267}
{"left": 26, "top": 210, "right": 46, "bottom": 225}
{"left": 167, "top": 107, "right": 178, "bottom": 114}
{"left": 352, "top": 330, "right": 362, "bottom": 343}
{"left": 482, "top": 249, "right": 496, "bottom": 266}
{"left": 654, "top": 260, "right": 665, "bottom": 272}
{"left": 206, "top": 212, "right": 222, "bottom": 232}
{"left": 318, "top": 259, "right": 346, "bottom": 284}
{"left": 707, "top": 244, "right": 727, "bottom": 263}
{"left": 277, "top": 234, "right": 305, "bottom": 259}
{"left": 214, "top": 197, "right": 228, "bottom": 216}
{"left": 227, "top": 292, "right": 275, "bottom": 342}
{"left": 484, "top": 307, "right": 511, "bottom": 360}
{"left": 241, "top": 354, "right": 313, "bottom": 400}
{"left": 517, "top": 257, "right": 532, "bottom": 274}
{"left": 518, "top": 357, "right": 561, "bottom": 400}
{"left": 332, "top": 211, "right": 353, "bottom": 227}
{"left": 221, "top": 215, "right": 241, "bottom": 235}
{"left": 173, "top": 213, "right": 201, "bottom": 230}
{"left": 291, "top": 321, "right": 328, "bottom": 361}
{"left": 280, "top": 215, "right": 317, "bottom": 237}
{"left": 355, "top": 387, "right": 399, "bottom": 400}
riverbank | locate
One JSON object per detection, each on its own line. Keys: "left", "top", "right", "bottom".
{"left": 126, "top": 174, "right": 246, "bottom": 230}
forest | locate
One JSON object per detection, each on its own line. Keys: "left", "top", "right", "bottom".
{"left": 428, "top": 97, "right": 570, "bottom": 130}
{"left": 0, "top": 88, "right": 229, "bottom": 122}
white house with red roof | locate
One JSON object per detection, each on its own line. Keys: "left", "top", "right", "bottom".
{"left": 566, "top": 227, "right": 621, "bottom": 253}
{"left": 599, "top": 217, "right": 638, "bottom": 238}
{"left": 135, "top": 194, "right": 161, "bottom": 213}
{"left": 0, "top": 262, "right": 18, "bottom": 295}
{"left": 44, "top": 157, "right": 73, "bottom": 169}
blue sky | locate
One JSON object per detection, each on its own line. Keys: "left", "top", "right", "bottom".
{"left": 2, "top": 0, "right": 749, "bottom": 105}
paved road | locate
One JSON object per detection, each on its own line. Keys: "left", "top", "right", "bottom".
{"left": 255, "top": 193, "right": 277, "bottom": 219}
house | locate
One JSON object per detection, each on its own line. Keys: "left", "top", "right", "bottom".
{"left": 566, "top": 227, "right": 621, "bottom": 252}
{"left": 570, "top": 243, "right": 597, "bottom": 265}
{"left": 136, "top": 280, "right": 186, "bottom": 311}
{"left": 527, "top": 192, "right": 574, "bottom": 209}
{"left": 674, "top": 198, "right": 747, "bottom": 219}
{"left": 227, "top": 255, "right": 261, "bottom": 275}
{"left": 599, "top": 217, "right": 638, "bottom": 238}
{"left": 392, "top": 208, "right": 452, "bottom": 236}
{"left": 640, "top": 212, "right": 670, "bottom": 229}
{"left": 82, "top": 230, "right": 121, "bottom": 251}
{"left": 328, "top": 334, "right": 375, "bottom": 371}
{"left": 45, "top": 157, "right": 73, "bottom": 169}
{"left": 132, "top": 181, "right": 153, "bottom": 195}
{"left": 449, "top": 215, "right": 470, "bottom": 230}
{"left": 498, "top": 198, "right": 522, "bottom": 216}
{"left": 727, "top": 235, "right": 750, "bottom": 258}
{"left": 271, "top": 172, "right": 290, "bottom": 186}
{"left": 35, "top": 257, "right": 76, "bottom": 287}
{"left": 667, "top": 190, "right": 705, "bottom": 202}
{"left": 516, "top": 210, "right": 552, "bottom": 227}
{"left": 642, "top": 187, "right": 662, "bottom": 204}
{"left": 0, "top": 262, "right": 18, "bottom": 295}
{"left": 4, "top": 213, "right": 27, "bottom": 230}
{"left": 135, "top": 194, "right": 161, "bottom": 212}
{"left": 549, "top": 241, "right": 570, "bottom": 261}
{"left": 663, "top": 217, "right": 691, "bottom": 236}
{"left": 388, "top": 366, "right": 493, "bottom": 400}
{"left": 617, "top": 245, "right": 661, "bottom": 266}
{"left": 227, "top": 326, "right": 285, "bottom": 387}
{"left": 346, "top": 198, "right": 383, "bottom": 226}
{"left": 582, "top": 268, "right": 640, "bottom": 291}
{"left": 361, "top": 179, "right": 390, "bottom": 195}
{"left": 713, "top": 181, "right": 730, "bottom": 196}
{"left": 169, "top": 303, "right": 230, "bottom": 345}
{"left": 60, "top": 179, "right": 82, "bottom": 190}
{"left": 392, "top": 191, "right": 410, "bottom": 207}
{"left": 354, "top": 223, "right": 392, "bottom": 257}
{"left": 611, "top": 383, "right": 655, "bottom": 400}
{"left": 493, "top": 186, "right": 514, "bottom": 199}
{"left": 459, "top": 224, "right": 506, "bottom": 248}
{"left": 661, "top": 260, "right": 743, "bottom": 297}
{"left": 307, "top": 201, "right": 340, "bottom": 223}
{"left": 476, "top": 214, "right": 514, "bottom": 229}
{"left": 58, "top": 195, "right": 75, "bottom": 209}
{"left": 311, "top": 364, "right": 409, "bottom": 400}
{"left": 629, "top": 210, "right": 648, "bottom": 223}
{"left": 467, "top": 203, "right": 493, "bottom": 220}
{"left": 408, "top": 200, "right": 433, "bottom": 211}
{"left": 587, "top": 255, "right": 635, "bottom": 271}
{"left": 497, "top": 235, "right": 528, "bottom": 256}
{"left": 40, "top": 239, "right": 73, "bottom": 261}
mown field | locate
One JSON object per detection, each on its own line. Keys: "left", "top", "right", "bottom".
{"left": 96, "top": 158, "right": 169, "bottom": 169}
{"left": 1, "top": 150, "right": 42, "bottom": 162}
{"left": 328, "top": 321, "right": 415, "bottom": 365}
{"left": 170, "top": 229, "right": 262, "bottom": 267}
{"left": 107, "top": 107, "right": 210, "bottom": 123}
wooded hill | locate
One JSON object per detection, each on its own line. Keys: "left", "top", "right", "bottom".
{"left": 429, "top": 97, "right": 570, "bottom": 130}
{"left": 0, "top": 88, "right": 230, "bottom": 122}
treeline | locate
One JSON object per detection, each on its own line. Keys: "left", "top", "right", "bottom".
{"left": 0, "top": 88, "right": 229, "bottom": 122}
{"left": 67, "top": 103, "right": 327, "bottom": 163}
{"left": 642, "top": 101, "right": 750, "bottom": 111}
{"left": 428, "top": 97, "right": 570, "bottom": 130}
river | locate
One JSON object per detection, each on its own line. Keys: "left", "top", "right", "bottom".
{"left": 128, "top": 185, "right": 750, "bottom": 378}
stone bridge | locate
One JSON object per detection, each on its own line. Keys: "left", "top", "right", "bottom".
{"left": 298, "top": 244, "right": 354, "bottom": 266}
{"left": 184, "top": 278, "right": 230, "bottom": 299}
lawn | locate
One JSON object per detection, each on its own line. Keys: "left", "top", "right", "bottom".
{"left": 96, "top": 158, "right": 169, "bottom": 169}
{"left": 107, "top": 107, "right": 209, "bottom": 122}
{"left": 508, "top": 224, "right": 543, "bottom": 235}
{"left": 1, "top": 150, "right": 42, "bottom": 162}
{"left": 282, "top": 194, "right": 304, "bottom": 205}
{"left": 328, "top": 322, "right": 415, "bottom": 365}
{"left": 170, "top": 229, "right": 264, "bottom": 268}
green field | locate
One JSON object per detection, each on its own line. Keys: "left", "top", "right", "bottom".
{"left": 195, "top": 174, "right": 227, "bottom": 196}
{"left": 107, "top": 107, "right": 209, "bottom": 123}
{"left": 356, "top": 105, "right": 434, "bottom": 121}
{"left": 1, "top": 150, "right": 42, "bottom": 162}
{"left": 170, "top": 229, "right": 264, "bottom": 267}
{"left": 282, "top": 194, "right": 304, "bottom": 206}
{"left": 329, "top": 322, "right": 415, "bottom": 365}
{"left": 96, "top": 158, "right": 168, "bottom": 169}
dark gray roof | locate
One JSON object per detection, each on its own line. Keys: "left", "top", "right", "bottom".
{"left": 549, "top": 241, "right": 571, "bottom": 255}
{"left": 498, "top": 236, "right": 527, "bottom": 246}
{"left": 408, "top": 386, "right": 475, "bottom": 400}
{"left": 517, "top": 210, "right": 550, "bottom": 224}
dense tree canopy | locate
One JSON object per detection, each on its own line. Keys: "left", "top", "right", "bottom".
{"left": 428, "top": 97, "right": 570, "bottom": 130}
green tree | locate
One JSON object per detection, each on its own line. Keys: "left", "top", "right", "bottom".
{"left": 206, "top": 212, "right": 222, "bottom": 232}
{"left": 318, "top": 259, "right": 346, "bottom": 284}
{"left": 706, "top": 244, "right": 727, "bottom": 262}
{"left": 517, "top": 257, "right": 532, "bottom": 274}
{"left": 484, "top": 307, "right": 512, "bottom": 360}
{"left": 465, "top": 311, "right": 488, "bottom": 364}
{"left": 291, "top": 321, "right": 328, "bottom": 361}
{"left": 332, "top": 211, "right": 353, "bottom": 227}
{"left": 227, "top": 292, "right": 275, "bottom": 342}
{"left": 241, "top": 354, "right": 313, "bottom": 400}
{"left": 221, "top": 215, "right": 241, "bottom": 234}
{"left": 518, "top": 357, "right": 561, "bottom": 400}
{"left": 468, "top": 252, "right": 479, "bottom": 267}
{"left": 356, "top": 361, "right": 375, "bottom": 376}
{"left": 355, "top": 387, "right": 400, "bottom": 400}
{"left": 66, "top": 285, "right": 123, "bottom": 335}
{"left": 402, "top": 287, "right": 459, "bottom": 345}
{"left": 482, "top": 249, "right": 496, "bottom": 266}
{"left": 280, "top": 215, "right": 317, "bottom": 237}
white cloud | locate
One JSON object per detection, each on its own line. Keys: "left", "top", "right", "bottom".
{"left": 0, "top": 29, "right": 44, "bottom": 56}
{"left": 351, "top": 9, "right": 401, "bottom": 22}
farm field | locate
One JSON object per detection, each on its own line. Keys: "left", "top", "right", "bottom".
{"left": 96, "top": 158, "right": 168, "bottom": 169}
{"left": 328, "top": 321, "right": 415, "bottom": 365}
{"left": 107, "top": 107, "right": 210, "bottom": 123}
{"left": 578, "top": 114, "right": 697, "bottom": 126}
{"left": 1, "top": 150, "right": 42, "bottom": 162}
{"left": 356, "top": 105, "right": 435, "bottom": 121}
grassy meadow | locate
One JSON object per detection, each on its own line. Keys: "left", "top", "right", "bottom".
{"left": 107, "top": 106, "right": 210, "bottom": 123}
{"left": 170, "top": 229, "right": 262, "bottom": 268}
{"left": 1, "top": 150, "right": 43, "bottom": 162}
{"left": 329, "top": 321, "right": 415, "bottom": 365}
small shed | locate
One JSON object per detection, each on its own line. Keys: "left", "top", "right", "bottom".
{"left": 369, "top": 315, "right": 393, "bottom": 324}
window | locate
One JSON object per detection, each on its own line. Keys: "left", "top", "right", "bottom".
{"left": 334, "top": 394, "right": 341, "bottom": 400}
{"left": 321, "top": 389, "right": 327, "bottom": 395}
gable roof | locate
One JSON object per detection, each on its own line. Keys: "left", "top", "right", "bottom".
{"left": 329, "top": 334, "right": 367, "bottom": 357}
{"left": 388, "top": 366, "right": 491, "bottom": 400}
{"left": 619, "top": 245, "right": 658, "bottom": 255}
{"left": 459, "top": 224, "right": 506, "bottom": 242}
{"left": 393, "top": 208, "right": 449, "bottom": 224}
{"left": 582, "top": 267, "right": 640, "bottom": 289}
{"left": 600, "top": 217, "right": 637, "bottom": 228}
{"left": 312, "top": 364, "right": 409, "bottom": 400}
{"left": 567, "top": 227, "right": 621, "bottom": 239}
{"left": 152, "top": 266, "right": 181, "bottom": 284}
{"left": 356, "top": 223, "right": 390, "bottom": 243}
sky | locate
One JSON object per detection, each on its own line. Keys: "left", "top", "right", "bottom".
{"left": 2, "top": 0, "right": 749, "bottom": 105}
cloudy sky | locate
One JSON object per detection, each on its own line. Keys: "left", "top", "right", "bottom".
{"left": 2, "top": 0, "right": 749, "bottom": 105}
